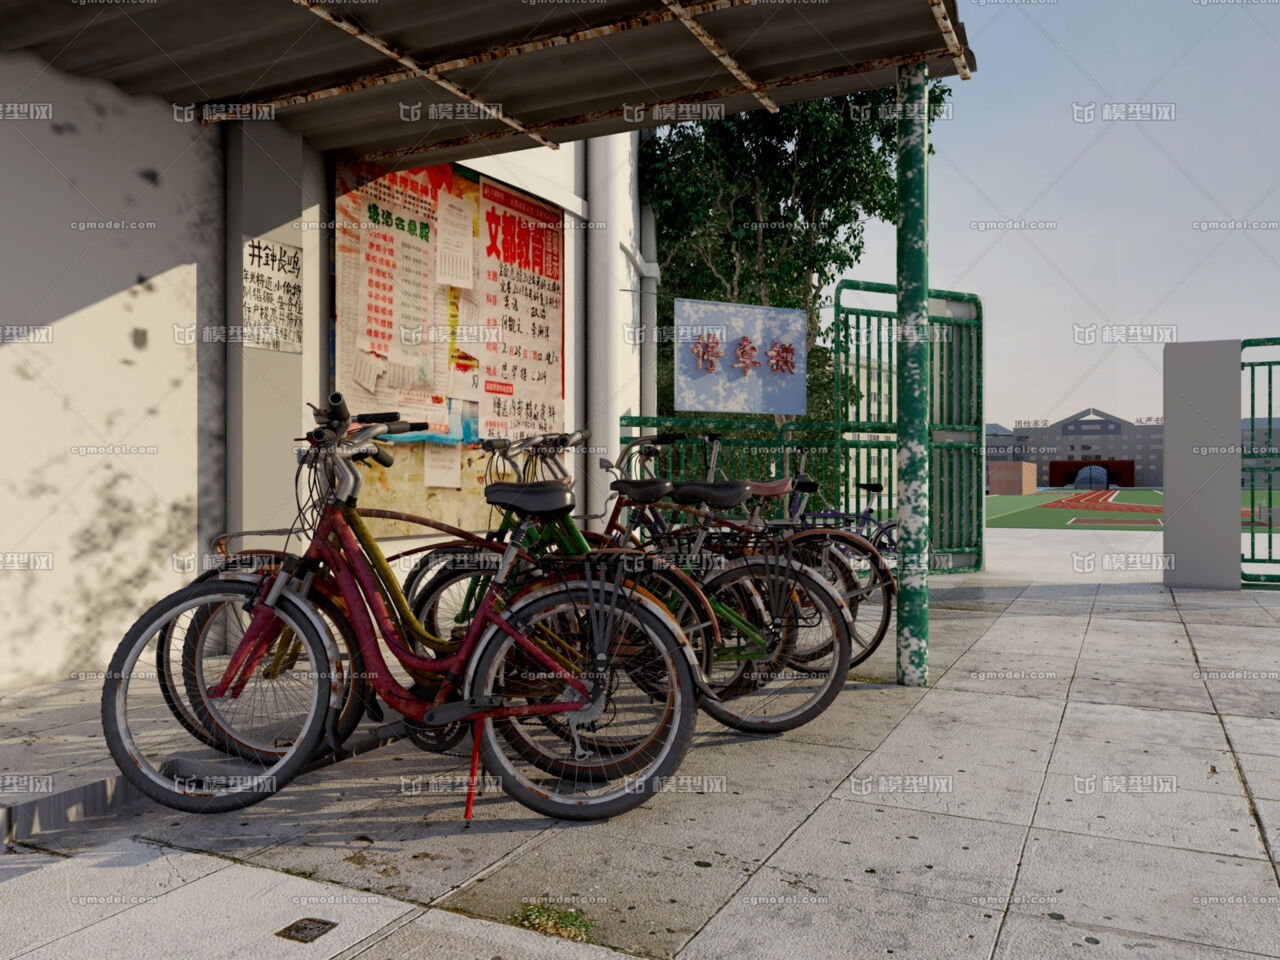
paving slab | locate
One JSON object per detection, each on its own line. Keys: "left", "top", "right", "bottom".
{"left": 1009, "top": 828, "right": 1280, "bottom": 956}
{"left": 1067, "top": 675, "right": 1216, "bottom": 713}
{"left": 836, "top": 757, "right": 1047, "bottom": 827}
{"left": 777, "top": 681, "right": 925, "bottom": 752}
{"left": 965, "top": 613, "right": 1090, "bottom": 657}
{"left": 1203, "top": 679, "right": 1280, "bottom": 721}
{"left": 765, "top": 799, "right": 1026, "bottom": 907}
{"left": 1045, "top": 734, "right": 1239, "bottom": 796}
{"left": 0, "top": 838, "right": 230, "bottom": 958}
{"left": 992, "top": 914, "right": 1276, "bottom": 960}
{"left": 1079, "top": 618, "right": 1195, "bottom": 663}
{"left": 440, "top": 829, "right": 757, "bottom": 959}
{"left": 349, "top": 907, "right": 643, "bottom": 959}
{"left": 862, "top": 714, "right": 1055, "bottom": 774}
{"left": 1235, "top": 752, "right": 1280, "bottom": 802}
{"left": 15, "top": 844, "right": 415, "bottom": 960}
{"left": 1223, "top": 715, "right": 1280, "bottom": 756}
{"left": 934, "top": 650, "right": 1076, "bottom": 700}
{"left": 1058, "top": 702, "right": 1228, "bottom": 750}
{"left": 902, "top": 687, "right": 1065, "bottom": 736}
{"left": 1032, "top": 772, "right": 1265, "bottom": 859}
{"left": 678, "top": 868, "right": 1002, "bottom": 960}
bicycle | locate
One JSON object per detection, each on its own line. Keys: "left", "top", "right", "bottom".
{"left": 407, "top": 432, "right": 857, "bottom": 733}
{"left": 102, "top": 394, "right": 702, "bottom": 819}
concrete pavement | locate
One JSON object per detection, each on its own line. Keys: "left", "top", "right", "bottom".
{"left": 4, "top": 529, "right": 1280, "bottom": 959}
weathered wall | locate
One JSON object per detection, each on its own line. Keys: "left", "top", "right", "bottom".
{"left": 0, "top": 51, "right": 224, "bottom": 690}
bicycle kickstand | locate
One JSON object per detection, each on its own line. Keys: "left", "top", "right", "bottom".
{"left": 464, "top": 716, "right": 483, "bottom": 819}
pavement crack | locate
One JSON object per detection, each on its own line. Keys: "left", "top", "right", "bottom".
{"left": 1172, "top": 587, "right": 1280, "bottom": 890}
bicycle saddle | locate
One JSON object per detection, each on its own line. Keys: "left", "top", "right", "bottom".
{"left": 485, "top": 480, "right": 575, "bottom": 519}
{"left": 747, "top": 478, "right": 794, "bottom": 498}
{"left": 669, "top": 481, "right": 752, "bottom": 509}
{"left": 856, "top": 482, "right": 884, "bottom": 493}
{"left": 610, "top": 478, "right": 673, "bottom": 503}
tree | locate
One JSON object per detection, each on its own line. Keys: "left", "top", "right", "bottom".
{"left": 640, "top": 84, "right": 950, "bottom": 424}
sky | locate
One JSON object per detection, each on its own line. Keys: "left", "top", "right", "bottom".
{"left": 834, "top": 0, "right": 1280, "bottom": 429}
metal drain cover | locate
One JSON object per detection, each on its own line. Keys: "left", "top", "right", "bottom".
{"left": 275, "top": 918, "right": 338, "bottom": 943}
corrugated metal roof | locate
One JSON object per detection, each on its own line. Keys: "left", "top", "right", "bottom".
{"left": 0, "top": 0, "right": 976, "bottom": 166}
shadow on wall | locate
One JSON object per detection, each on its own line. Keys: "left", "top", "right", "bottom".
{"left": 0, "top": 50, "right": 224, "bottom": 690}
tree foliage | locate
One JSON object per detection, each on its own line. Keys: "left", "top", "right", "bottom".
{"left": 639, "top": 84, "right": 950, "bottom": 423}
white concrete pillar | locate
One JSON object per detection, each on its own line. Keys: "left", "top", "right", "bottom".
{"left": 1163, "top": 339, "right": 1241, "bottom": 590}
{"left": 584, "top": 133, "right": 641, "bottom": 525}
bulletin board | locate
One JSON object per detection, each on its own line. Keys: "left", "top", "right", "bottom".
{"left": 334, "top": 159, "right": 565, "bottom": 446}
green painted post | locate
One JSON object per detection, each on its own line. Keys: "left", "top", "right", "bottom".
{"left": 895, "top": 61, "right": 931, "bottom": 686}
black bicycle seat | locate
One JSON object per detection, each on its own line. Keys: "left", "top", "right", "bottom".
{"left": 610, "top": 478, "right": 673, "bottom": 503}
{"left": 669, "top": 481, "right": 752, "bottom": 509}
{"left": 485, "top": 480, "right": 575, "bottom": 519}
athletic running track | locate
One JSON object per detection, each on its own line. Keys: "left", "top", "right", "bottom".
{"left": 1038, "top": 490, "right": 1260, "bottom": 521}
{"left": 1039, "top": 490, "right": 1162, "bottom": 513}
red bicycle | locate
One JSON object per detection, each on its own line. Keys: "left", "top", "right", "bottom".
{"left": 101, "top": 394, "right": 701, "bottom": 819}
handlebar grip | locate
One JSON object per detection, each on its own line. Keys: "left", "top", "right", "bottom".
{"left": 404, "top": 421, "right": 433, "bottom": 432}
{"left": 328, "top": 392, "right": 350, "bottom": 422}
{"left": 354, "top": 411, "right": 400, "bottom": 424}
{"left": 371, "top": 446, "right": 395, "bottom": 468}
{"left": 482, "top": 438, "right": 510, "bottom": 452}
{"left": 647, "top": 433, "right": 686, "bottom": 445}
{"left": 385, "top": 421, "right": 411, "bottom": 434}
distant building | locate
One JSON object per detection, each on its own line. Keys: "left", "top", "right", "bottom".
{"left": 1006, "top": 408, "right": 1164, "bottom": 488}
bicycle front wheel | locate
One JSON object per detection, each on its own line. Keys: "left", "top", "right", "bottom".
{"left": 470, "top": 581, "right": 697, "bottom": 820}
{"left": 102, "top": 581, "right": 331, "bottom": 813}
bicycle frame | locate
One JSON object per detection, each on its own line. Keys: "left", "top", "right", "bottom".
{"left": 208, "top": 501, "right": 589, "bottom": 727}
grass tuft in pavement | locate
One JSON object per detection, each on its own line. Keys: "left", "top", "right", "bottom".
{"left": 507, "top": 903, "right": 595, "bottom": 942}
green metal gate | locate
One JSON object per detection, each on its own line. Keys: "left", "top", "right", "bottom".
{"left": 618, "top": 278, "right": 984, "bottom": 574}
{"left": 1242, "top": 337, "right": 1280, "bottom": 584}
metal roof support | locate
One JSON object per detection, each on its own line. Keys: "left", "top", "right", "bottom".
{"left": 927, "top": 0, "right": 972, "bottom": 81}
{"left": 894, "top": 61, "right": 931, "bottom": 686}
{"left": 290, "top": 0, "right": 558, "bottom": 150}
{"left": 660, "top": 0, "right": 778, "bottom": 113}
{"left": 362, "top": 48, "right": 950, "bottom": 164}
{"left": 206, "top": 1, "right": 755, "bottom": 119}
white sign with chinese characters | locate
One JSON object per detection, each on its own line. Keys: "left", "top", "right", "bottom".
{"left": 241, "top": 238, "right": 303, "bottom": 353}
{"left": 674, "top": 299, "right": 806, "bottom": 415}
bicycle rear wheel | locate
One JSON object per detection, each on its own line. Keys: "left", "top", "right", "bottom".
{"left": 788, "top": 529, "right": 893, "bottom": 668}
{"left": 102, "top": 581, "right": 331, "bottom": 813}
{"left": 696, "top": 558, "right": 852, "bottom": 733}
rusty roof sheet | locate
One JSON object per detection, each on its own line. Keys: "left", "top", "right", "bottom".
{"left": 0, "top": 0, "right": 976, "bottom": 166}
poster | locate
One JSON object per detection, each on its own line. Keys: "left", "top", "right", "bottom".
{"left": 674, "top": 299, "right": 806, "bottom": 415}
{"left": 241, "top": 238, "right": 302, "bottom": 353}
{"left": 334, "top": 160, "right": 564, "bottom": 442}
{"left": 423, "top": 441, "right": 461, "bottom": 488}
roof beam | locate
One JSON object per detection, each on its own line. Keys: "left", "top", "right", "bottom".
{"left": 362, "top": 46, "right": 952, "bottom": 165}
{"left": 661, "top": 0, "right": 777, "bottom": 113}
{"left": 927, "top": 0, "right": 971, "bottom": 80}
{"left": 288, "top": 0, "right": 558, "bottom": 149}
{"left": 203, "top": 1, "right": 756, "bottom": 119}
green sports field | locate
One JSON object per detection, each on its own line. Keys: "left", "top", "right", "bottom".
{"left": 986, "top": 490, "right": 1165, "bottom": 531}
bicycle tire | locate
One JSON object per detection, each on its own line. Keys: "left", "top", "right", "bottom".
{"left": 469, "top": 582, "right": 697, "bottom": 820}
{"left": 101, "top": 582, "right": 330, "bottom": 813}
{"left": 695, "top": 557, "right": 852, "bottom": 733}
